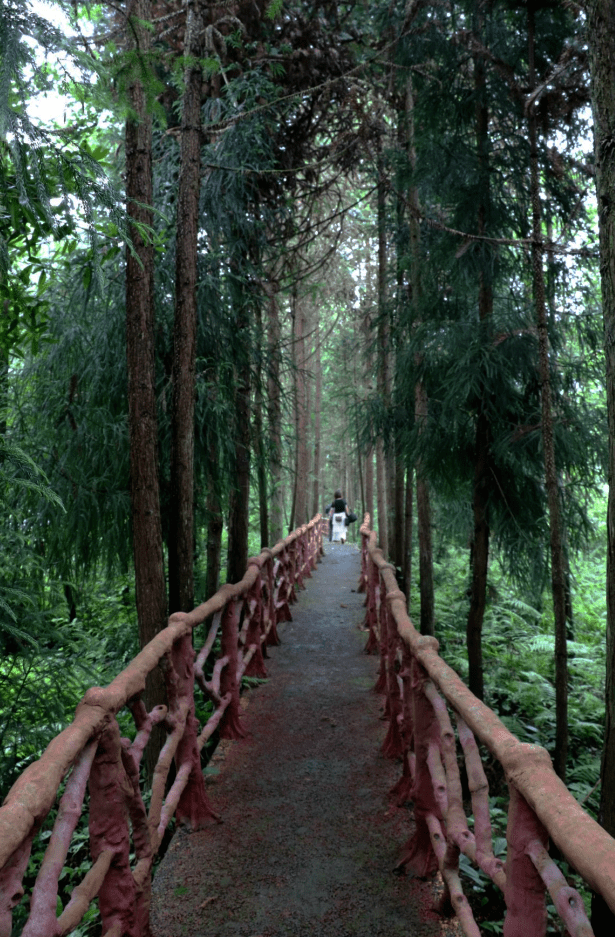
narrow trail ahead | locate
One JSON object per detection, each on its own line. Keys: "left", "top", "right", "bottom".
{"left": 151, "top": 543, "right": 453, "bottom": 937}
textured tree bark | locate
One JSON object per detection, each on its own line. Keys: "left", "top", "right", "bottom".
{"left": 254, "top": 303, "right": 269, "bottom": 548}
{"left": 125, "top": 1, "right": 167, "bottom": 677}
{"left": 168, "top": 0, "right": 204, "bottom": 613}
{"left": 376, "top": 440, "right": 388, "bottom": 556}
{"left": 467, "top": 20, "right": 492, "bottom": 702}
{"left": 226, "top": 267, "right": 251, "bottom": 584}
{"left": 205, "top": 482, "right": 222, "bottom": 602}
{"left": 292, "top": 291, "right": 309, "bottom": 527}
{"left": 365, "top": 446, "right": 374, "bottom": 521}
{"left": 267, "top": 286, "right": 284, "bottom": 544}
{"left": 403, "top": 462, "right": 413, "bottom": 606}
{"left": 393, "top": 453, "right": 405, "bottom": 584}
{"left": 415, "top": 381, "right": 435, "bottom": 637}
{"left": 0, "top": 344, "right": 7, "bottom": 443}
{"left": 406, "top": 75, "right": 434, "bottom": 636}
{"left": 311, "top": 315, "right": 322, "bottom": 518}
{"left": 587, "top": 2, "right": 615, "bottom": 929}
{"left": 528, "top": 7, "right": 568, "bottom": 781}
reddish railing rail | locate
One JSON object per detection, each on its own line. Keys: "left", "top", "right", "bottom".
{"left": 0, "top": 516, "right": 323, "bottom": 937}
{"left": 359, "top": 514, "right": 615, "bottom": 937}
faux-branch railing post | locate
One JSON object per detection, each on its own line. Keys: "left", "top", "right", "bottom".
{"left": 359, "top": 514, "right": 615, "bottom": 937}
{"left": 3, "top": 511, "right": 615, "bottom": 936}
{"left": 0, "top": 518, "right": 322, "bottom": 937}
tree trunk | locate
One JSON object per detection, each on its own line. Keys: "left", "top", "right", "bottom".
{"left": 587, "top": 3, "right": 615, "bottom": 929}
{"left": 205, "top": 483, "right": 222, "bottom": 602}
{"left": 0, "top": 342, "right": 7, "bottom": 455}
{"left": 528, "top": 6, "right": 568, "bottom": 782}
{"left": 124, "top": 0, "right": 167, "bottom": 778}
{"left": 311, "top": 316, "right": 322, "bottom": 518}
{"left": 365, "top": 446, "right": 374, "bottom": 521}
{"left": 415, "top": 381, "right": 435, "bottom": 637}
{"left": 466, "top": 18, "right": 492, "bottom": 703}
{"left": 376, "top": 440, "right": 388, "bottom": 555}
{"left": 125, "top": 0, "right": 167, "bottom": 653}
{"left": 254, "top": 303, "right": 269, "bottom": 548}
{"left": 226, "top": 264, "right": 251, "bottom": 583}
{"left": 406, "top": 75, "right": 434, "bottom": 636}
{"left": 292, "top": 290, "right": 309, "bottom": 527}
{"left": 267, "top": 285, "right": 284, "bottom": 543}
{"left": 403, "top": 462, "right": 413, "bottom": 607}
{"left": 168, "top": 0, "right": 204, "bottom": 613}
{"left": 376, "top": 141, "right": 389, "bottom": 561}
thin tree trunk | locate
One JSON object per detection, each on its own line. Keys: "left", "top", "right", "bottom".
{"left": 376, "top": 440, "right": 388, "bottom": 556}
{"left": 292, "top": 290, "right": 309, "bottom": 527}
{"left": 365, "top": 446, "right": 374, "bottom": 521}
{"left": 125, "top": 0, "right": 167, "bottom": 652}
{"left": 467, "top": 19, "right": 492, "bottom": 702}
{"left": 125, "top": 0, "right": 167, "bottom": 778}
{"left": 403, "top": 462, "right": 413, "bottom": 607}
{"left": 377, "top": 144, "right": 393, "bottom": 559}
{"left": 587, "top": 6, "right": 615, "bottom": 929}
{"left": 267, "top": 285, "right": 283, "bottom": 543}
{"left": 528, "top": 7, "right": 568, "bottom": 781}
{"left": 406, "top": 74, "right": 434, "bottom": 636}
{"left": 254, "top": 303, "right": 269, "bottom": 548}
{"left": 168, "top": 0, "right": 203, "bottom": 613}
{"left": 415, "top": 381, "right": 434, "bottom": 637}
{"left": 226, "top": 261, "right": 251, "bottom": 583}
{"left": 311, "top": 316, "right": 322, "bottom": 518}
{"left": 205, "top": 486, "right": 222, "bottom": 602}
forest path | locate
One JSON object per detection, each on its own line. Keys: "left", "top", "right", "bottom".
{"left": 151, "top": 542, "right": 454, "bottom": 937}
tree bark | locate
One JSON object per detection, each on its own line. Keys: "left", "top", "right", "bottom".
{"left": 466, "top": 16, "right": 492, "bottom": 703}
{"left": 254, "top": 302, "right": 269, "bottom": 548}
{"left": 365, "top": 446, "right": 374, "bottom": 521}
{"left": 403, "top": 462, "right": 413, "bottom": 606}
{"left": 292, "top": 290, "right": 309, "bottom": 527}
{"left": 587, "top": 2, "right": 615, "bottom": 929}
{"left": 226, "top": 262, "right": 251, "bottom": 583}
{"left": 406, "top": 74, "right": 434, "bottom": 636}
{"left": 168, "top": 0, "right": 204, "bottom": 613}
{"left": 376, "top": 145, "right": 392, "bottom": 559}
{"left": 376, "top": 439, "right": 388, "bottom": 555}
{"left": 415, "top": 381, "right": 435, "bottom": 637}
{"left": 124, "top": 0, "right": 167, "bottom": 778}
{"left": 311, "top": 315, "right": 322, "bottom": 518}
{"left": 0, "top": 342, "right": 7, "bottom": 453}
{"left": 528, "top": 6, "right": 568, "bottom": 782}
{"left": 125, "top": 0, "right": 167, "bottom": 653}
{"left": 267, "top": 285, "right": 284, "bottom": 543}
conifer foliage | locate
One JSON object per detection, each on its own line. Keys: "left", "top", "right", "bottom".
{"left": 3, "top": 7, "right": 615, "bottom": 924}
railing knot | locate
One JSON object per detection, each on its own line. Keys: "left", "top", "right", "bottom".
{"left": 416, "top": 635, "right": 439, "bottom": 654}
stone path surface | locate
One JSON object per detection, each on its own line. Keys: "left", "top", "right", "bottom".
{"left": 151, "top": 542, "right": 453, "bottom": 937}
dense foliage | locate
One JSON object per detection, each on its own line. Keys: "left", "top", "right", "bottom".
{"left": 1, "top": 0, "right": 615, "bottom": 931}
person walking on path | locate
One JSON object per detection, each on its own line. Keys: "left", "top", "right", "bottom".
{"left": 329, "top": 488, "right": 349, "bottom": 543}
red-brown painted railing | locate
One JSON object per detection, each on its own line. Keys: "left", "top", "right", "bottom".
{"left": 0, "top": 516, "right": 323, "bottom": 937}
{"left": 359, "top": 514, "right": 615, "bottom": 937}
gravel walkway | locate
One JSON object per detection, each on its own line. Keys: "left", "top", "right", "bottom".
{"left": 151, "top": 542, "right": 454, "bottom": 937}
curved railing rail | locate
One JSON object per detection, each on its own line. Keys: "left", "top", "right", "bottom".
{"left": 0, "top": 516, "right": 323, "bottom": 937}
{"left": 359, "top": 514, "right": 615, "bottom": 937}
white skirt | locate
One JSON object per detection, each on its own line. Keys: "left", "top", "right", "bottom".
{"left": 331, "top": 512, "right": 347, "bottom": 542}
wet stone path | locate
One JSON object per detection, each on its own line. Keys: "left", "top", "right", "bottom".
{"left": 151, "top": 542, "right": 451, "bottom": 937}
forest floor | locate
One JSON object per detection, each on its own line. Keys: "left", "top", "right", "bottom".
{"left": 151, "top": 541, "right": 460, "bottom": 937}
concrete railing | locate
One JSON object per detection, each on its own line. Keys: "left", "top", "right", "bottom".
{"left": 359, "top": 514, "right": 614, "bottom": 937}
{"left": 0, "top": 516, "right": 323, "bottom": 937}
